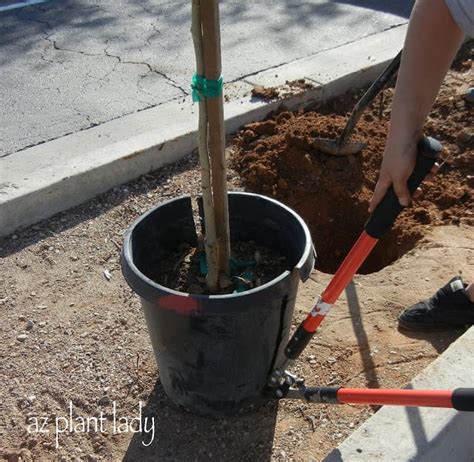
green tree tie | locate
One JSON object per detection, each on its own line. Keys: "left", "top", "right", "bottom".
{"left": 191, "top": 74, "right": 224, "bottom": 102}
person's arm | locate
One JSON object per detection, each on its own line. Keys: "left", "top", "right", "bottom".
{"left": 368, "top": 0, "right": 464, "bottom": 213}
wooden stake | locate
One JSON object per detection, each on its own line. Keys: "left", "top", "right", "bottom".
{"left": 200, "top": 0, "right": 231, "bottom": 275}
{"left": 191, "top": 0, "right": 219, "bottom": 292}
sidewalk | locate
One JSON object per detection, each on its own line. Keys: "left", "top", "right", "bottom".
{"left": 0, "top": 0, "right": 413, "bottom": 158}
{"left": 325, "top": 326, "right": 474, "bottom": 462}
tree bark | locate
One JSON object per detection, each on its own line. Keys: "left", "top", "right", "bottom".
{"left": 191, "top": 0, "right": 219, "bottom": 291}
{"left": 200, "top": 0, "right": 231, "bottom": 275}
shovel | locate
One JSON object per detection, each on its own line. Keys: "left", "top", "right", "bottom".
{"left": 313, "top": 50, "right": 402, "bottom": 156}
{"left": 268, "top": 136, "right": 474, "bottom": 412}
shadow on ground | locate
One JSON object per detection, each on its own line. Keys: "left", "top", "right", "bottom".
{"left": 346, "top": 282, "right": 381, "bottom": 389}
{"left": 346, "top": 281, "right": 463, "bottom": 360}
{"left": 397, "top": 327, "right": 465, "bottom": 354}
{"left": 123, "top": 381, "right": 278, "bottom": 462}
{"left": 333, "top": 0, "right": 414, "bottom": 18}
{"left": 0, "top": 0, "right": 415, "bottom": 67}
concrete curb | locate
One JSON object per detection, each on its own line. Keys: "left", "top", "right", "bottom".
{"left": 0, "top": 24, "right": 407, "bottom": 238}
{"left": 324, "top": 327, "right": 474, "bottom": 462}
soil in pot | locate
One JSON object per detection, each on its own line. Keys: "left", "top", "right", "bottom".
{"left": 151, "top": 240, "right": 290, "bottom": 295}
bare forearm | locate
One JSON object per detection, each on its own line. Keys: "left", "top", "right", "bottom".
{"left": 369, "top": 0, "right": 465, "bottom": 212}
{"left": 387, "top": 0, "right": 464, "bottom": 149}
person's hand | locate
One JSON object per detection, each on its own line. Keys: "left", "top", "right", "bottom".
{"left": 368, "top": 139, "right": 440, "bottom": 213}
{"left": 368, "top": 140, "right": 417, "bottom": 213}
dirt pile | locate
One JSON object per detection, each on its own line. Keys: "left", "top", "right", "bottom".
{"left": 231, "top": 49, "right": 473, "bottom": 274}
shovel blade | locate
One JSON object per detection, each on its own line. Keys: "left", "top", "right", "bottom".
{"left": 312, "top": 138, "right": 367, "bottom": 156}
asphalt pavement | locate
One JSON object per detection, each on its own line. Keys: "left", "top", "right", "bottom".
{"left": 0, "top": 0, "right": 414, "bottom": 157}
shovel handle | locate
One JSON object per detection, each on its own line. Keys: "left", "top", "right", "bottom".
{"left": 339, "top": 50, "right": 402, "bottom": 147}
{"left": 365, "top": 136, "right": 442, "bottom": 238}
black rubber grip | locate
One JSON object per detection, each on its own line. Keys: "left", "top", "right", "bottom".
{"left": 365, "top": 136, "right": 442, "bottom": 239}
{"left": 284, "top": 323, "right": 314, "bottom": 360}
{"left": 452, "top": 388, "right": 474, "bottom": 412}
{"left": 304, "top": 386, "right": 341, "bottom": 404}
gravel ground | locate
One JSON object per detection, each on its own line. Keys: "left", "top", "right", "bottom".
{"left": 1, "top": 151, "right": 471, "bottom": 461}
{"left": 0, "top": 45, "right": 472, "bottom": 462}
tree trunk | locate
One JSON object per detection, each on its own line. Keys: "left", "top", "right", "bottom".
{"left": 200, "top": 0, "right": 231, "bottom": 276}
{"left": 191, "top": 0, "right": 219, "bottom": 291}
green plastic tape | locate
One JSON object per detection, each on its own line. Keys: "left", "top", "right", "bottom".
{"left": 191, "top": 74, "right": 224, "bottom": 102}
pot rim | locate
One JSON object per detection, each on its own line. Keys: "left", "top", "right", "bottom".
{"left": 122, "top": 192, "right": 314, "bottom": 300}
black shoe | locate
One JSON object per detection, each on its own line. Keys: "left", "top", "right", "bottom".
{"left": 398, "top": 276, "right": 474, "bottom": 331}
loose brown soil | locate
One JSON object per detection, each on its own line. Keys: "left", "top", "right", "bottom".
{"left": 153, "top": 241, "right": 289, "bottom": 294}
{"left": 251, "top": 80, "right": 315, "bottom": 101}
{"left": 252, "top": 85, "right": 280, "bottom": 100}
{"left": 0, "top": 44, "right": 472, "bottom": 462}
{"left": 232, "top": 45, "right": 473, "bottom": 274}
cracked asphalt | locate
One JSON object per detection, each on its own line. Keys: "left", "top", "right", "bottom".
{"left": 0, "top": 0, "right": 414, "bottom": 157}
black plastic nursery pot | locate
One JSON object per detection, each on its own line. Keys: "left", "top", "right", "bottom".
{"left": 121, "top": 192, "right": 315, "bottom": 415}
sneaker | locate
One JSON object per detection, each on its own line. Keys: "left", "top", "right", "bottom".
{"left": 398, "top": 276, "right": 474, "bottom": 331}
